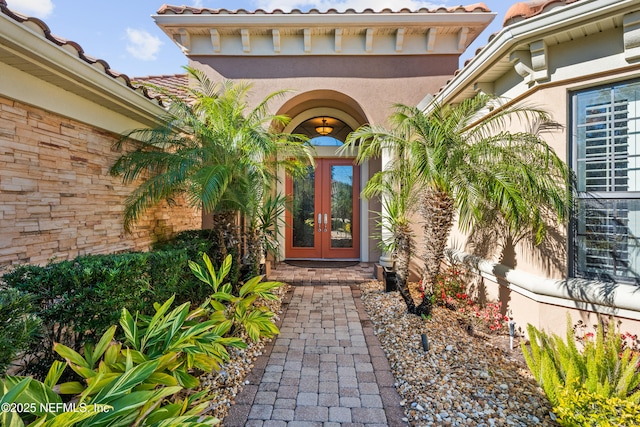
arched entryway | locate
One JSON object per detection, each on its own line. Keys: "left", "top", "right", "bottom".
{"left": 277, "top": 92, "right": 371, "bottom": 261}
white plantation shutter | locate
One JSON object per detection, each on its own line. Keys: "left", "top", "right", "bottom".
{"left": 573, "top": 81, "right": 640, "bottom": 281}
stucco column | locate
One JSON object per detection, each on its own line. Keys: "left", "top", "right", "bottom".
{"left": 379, "top": 145, "right": 395, "bottom": 268}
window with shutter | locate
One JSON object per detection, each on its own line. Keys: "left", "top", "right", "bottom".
{"left": 572, "top": 80, "right": 640, "bottom": 281}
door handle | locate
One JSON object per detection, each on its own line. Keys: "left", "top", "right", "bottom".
{"left": 324, "top": 213, "right": 328, "bottom": 232}
{"left": 317, "top": 213, "right": 322, "bottom": 232}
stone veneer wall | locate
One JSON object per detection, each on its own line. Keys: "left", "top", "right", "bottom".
{"left": 0, "top": 96, "right": 201, "bottom": 266}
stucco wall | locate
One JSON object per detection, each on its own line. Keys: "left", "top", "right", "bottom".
{"left": 432, "top": 4, "right": 640, "bottom": 336}
{"left": 0, "top": 96, "right": 201, "bottom": 266}
{"left": 190, "top": 54, "right": 458, "bottom": 127}
{"left": 190, "top": 54, "right": 457, "bottom": 263}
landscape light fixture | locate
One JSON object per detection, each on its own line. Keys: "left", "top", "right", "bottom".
{"left": 315, "top": 118, "right": 333, "bottom": 136}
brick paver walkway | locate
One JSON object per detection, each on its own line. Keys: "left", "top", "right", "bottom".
{"left": 267, "top": 262, "right": 376, "bottom": 286}
{"left": 224, "top": 283, "right": 406, "bottom": 426}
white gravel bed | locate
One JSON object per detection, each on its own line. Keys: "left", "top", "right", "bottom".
{"left": 360, "top": 281, "right": 557, "bottom": 427}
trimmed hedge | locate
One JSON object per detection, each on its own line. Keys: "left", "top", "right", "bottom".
{"left": 0, "top": 232, "right": 230, "bottom": 378}
{"left": 154, "top": 228, "right": 241, "bottom": 286}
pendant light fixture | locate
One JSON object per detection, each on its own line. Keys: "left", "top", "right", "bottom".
{"left": 315, "top": 117, "right": 333, "bottom": 136}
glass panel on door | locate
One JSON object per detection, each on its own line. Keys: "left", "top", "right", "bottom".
{"left": 292, "top": 166, "right": 315, "bottom": 248}
{"left": 330, "top": 165, "right": 354, "bottom": 249}
{"left": 285, "top": 158, "right": 359, "bottom": 259}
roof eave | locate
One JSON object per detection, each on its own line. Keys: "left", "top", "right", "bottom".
{"left": 430, "top": 0, "right": 640, "bottom": 108}
{"left": 0, "top": 10, "right": 167, "bottom": 128}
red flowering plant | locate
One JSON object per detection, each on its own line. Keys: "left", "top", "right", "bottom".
{"left": 431, "top": 263, "right": 467, "bottom": 310}
{"left": 459, "top": 301, "right": 509, "bottom": 334}
{"left": 573, "top": 319, "right": 640, "bottom": 368}
{"left": 428, "top": 261, "right": 508, "bottom": 335}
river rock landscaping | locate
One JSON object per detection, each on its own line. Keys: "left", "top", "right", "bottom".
{"left": 360, "top": 280, "right": 556, "bottom": 426}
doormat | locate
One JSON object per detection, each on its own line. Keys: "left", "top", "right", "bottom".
{"left": 284, "top": 260, "right": 359, "bottom": 268}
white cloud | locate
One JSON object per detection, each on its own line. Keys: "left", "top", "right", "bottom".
{"left": 253, "top": 0, "right": 446, "bottom": 12}
{"left": 125, "top": 28, "right": 163, "bottom": 61}
{"left": 192, "top": 0, "right": 204, "bottom": 7}
{"left": 6, "top": 0, "right": 54, "bottom": 18}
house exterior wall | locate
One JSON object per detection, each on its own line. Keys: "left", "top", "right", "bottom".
{"left": 190, "top": 55, "right": 458, "bottom": 127}
{"left": 0, "top": 6, "right": 203, "bottom": 268}
{"left": 0, "top": 95, "right": 201, "bottom": 266}
{"left": 434, "top": 0, "right": 640, "bottom": 337}
{"left": 190, "top": 55, "right": 457, "bottom": 263}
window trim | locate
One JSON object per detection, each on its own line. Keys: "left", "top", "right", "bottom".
{"left": 569, "top": 78, "right": 640, "bottom": 283}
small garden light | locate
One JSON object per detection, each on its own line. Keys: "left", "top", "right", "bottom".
{"left": 509, "top": 319, "right": 516, "bottom": 350}
{"left": 421, "top": 333, "right": 429, "bottom": 352}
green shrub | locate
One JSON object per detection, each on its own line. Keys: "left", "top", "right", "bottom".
{"left": 0, "top": 288, "right": 42, "bottom": 375}
{"left": 118, "top": 295, "right": 246, "bottom": 388}
{"left": 146, "top": 249, "right": 210, "bottom": 307}
{"left": 2, "top": 320, "right": 222, "bottom": 427}
{"left": 555, "top": 380, "right": 640, "bottom": 426}
{"left": 155, "top": 228, "right": 241, "bottom": 287}
{"left": 1, "top": 371, "right": 112, "bottom": 427}
{"left": 0, "top": 245, "right": 219, "bottom": 378}
{"left": 2, "top": 253, "right": 151, "bottom": 378}
{"left": 522, "top": 315, "right": 640, "bottom": 425}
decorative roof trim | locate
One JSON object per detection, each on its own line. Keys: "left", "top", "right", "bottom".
{"left": 154, "top": 3, "right": 495, "bottom": 57}
{"left": 429, "top": 0, "right": 638, "bottom": 106}
{"left": 156, "top": 4, "right": 491, "bottom": 15}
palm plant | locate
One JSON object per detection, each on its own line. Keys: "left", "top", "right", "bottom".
{"left": 243, "top": 193, "right": 288, "bottom": 277}
{"left": 111, "top": 68, "right": 313, "bottom": 272}
{"left": 346, "top": 94, "right": 572, "bottom": 315}
{"left": 342, "top": 120, "right": 420, "bottom": 307}
{"left": 408, "top": 95, "right": 571, "bottom": 312}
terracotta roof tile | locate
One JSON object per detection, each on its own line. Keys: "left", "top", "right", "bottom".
{"left": 0, "top": 0, "right": 163, "bottom": 106}
{"left": 156, "top": 3, "right": 491, "bottom": 15}
{"left": 132, "top": 74, "right": 189, "bottom": 101}
{"left": 503, "top": 0, "right": 581, "bottom": 26}
{"left": 434, "top": 0, "right": 582, "bottom": 98}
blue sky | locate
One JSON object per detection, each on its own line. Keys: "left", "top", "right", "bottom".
{"left": 5, "top": 0, "right": 511, "bottom": 78}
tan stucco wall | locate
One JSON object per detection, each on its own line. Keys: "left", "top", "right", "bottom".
{"left": 190, "top": 55, "right": 457, "bottom": 126}
{"left": 190, "top": 54, "right": 457, "bottom": 262}
{"left": 434, "top": 10, "right": 640, "bottom": 335}
{"left": 0, "top": 96, "right": 201, "bottom": 266}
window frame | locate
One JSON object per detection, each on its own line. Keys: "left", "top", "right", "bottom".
{"left": 569, "top": 78, "right": 640, "bottom": 283}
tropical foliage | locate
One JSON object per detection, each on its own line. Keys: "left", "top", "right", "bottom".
{"left": 0, "top": 289, "right": 41, "bottom": 375}
{"left": 407, "top": 95, "right": 572, "bottom": 311}
{"left": 1, "top": 246, "right": 284, "bottom": 427}
{"left": 344, "top": 94, "right": 572, "bottom": 315}
{"left": 189, "top": 253, "right": 282, "bottom": 342}
{"left": 342, "top": 120, "right": 420, "bottom": 287}
{"left": 1, "top": 301, "right": 225, "bottom": 427}
{"left": 1, "top": 250, "right": 213, "bottom": 379}
{"left": 522, "top": 316, "right": 640, "bottom": 425}
{"left": 111, "top": 67, "right": 314, "bottom": 273}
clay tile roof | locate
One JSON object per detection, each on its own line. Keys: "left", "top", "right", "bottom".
{"left": 433, "top": 0, "right": 582, "bottom": 98}
{"left": 156, "top": 3, "right": 491, "bottom": 15}
{"left": 503, "top": 0, "right": 581, "bottom": 26}
{"left": 132, "top": 74, "right": 189, "bottom": 101}
{"left": 0, "top": 0, "right": 162, "bottom": 105}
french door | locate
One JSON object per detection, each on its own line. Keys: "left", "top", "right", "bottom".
{"left": 285, "top": 158, "right": 360, "bottom": 259}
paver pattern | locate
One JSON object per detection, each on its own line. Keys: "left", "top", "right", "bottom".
{"left": 266, "top": 262, "right": 375, "bottom": 286}
{"left": 224, "top": 266, "right": 406, "bottom": 427}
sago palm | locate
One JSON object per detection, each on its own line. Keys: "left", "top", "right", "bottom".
{"left": 111, "top": 68, "right": 313, "bottom": 271}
